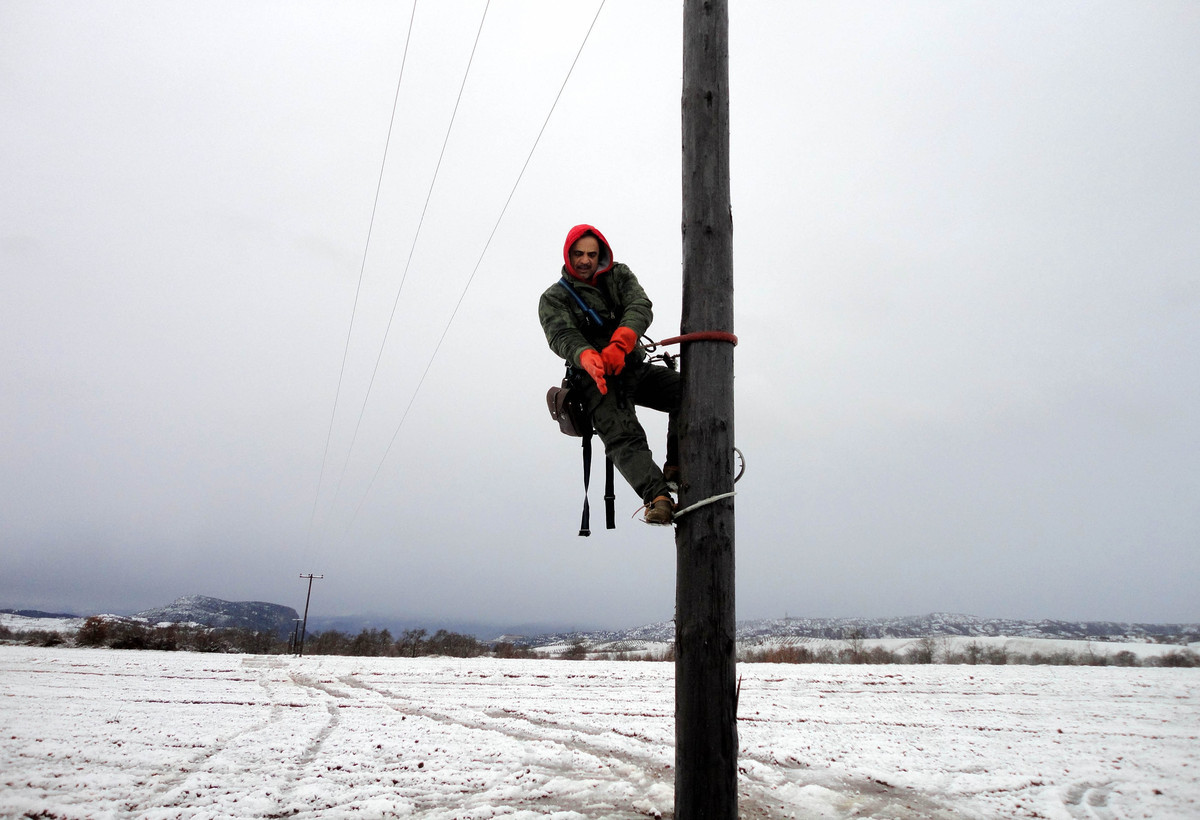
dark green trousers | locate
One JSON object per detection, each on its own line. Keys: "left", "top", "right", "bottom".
{"left": 583, "top": 360, "right": 681, "bottom": 504}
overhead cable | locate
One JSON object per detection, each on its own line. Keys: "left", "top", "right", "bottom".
{"left": 336, "top": 0, "right": 609, "bottom": 543}
{"left": 321, "top": 0, "right": 493, "bottom": 537}
{"left": 305, "top": 0, "right": 420, "bottom": 552}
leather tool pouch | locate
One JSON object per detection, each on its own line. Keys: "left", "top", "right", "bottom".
{"left": 546, "top": 378, "right": 591, "bottom": 438}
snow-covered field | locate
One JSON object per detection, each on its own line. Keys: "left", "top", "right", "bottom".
{"left": 1, "top": 647, "right": 1197, "bottom": 819}
{"left": 0, "top": 613, "right": 88, "bottom": 633}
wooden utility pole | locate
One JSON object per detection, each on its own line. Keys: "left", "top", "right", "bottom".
{"left": 297, "top": 573, "right": 323, "bottom": 657}
{"left": 677, "top": 0, "right": 737, "bottom": 818}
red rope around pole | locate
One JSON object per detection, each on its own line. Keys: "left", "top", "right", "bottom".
{"left": 655, "top": 331, "right": 738, "bottom": 347}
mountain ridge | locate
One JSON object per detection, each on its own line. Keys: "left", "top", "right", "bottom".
{"left": 519, "top": 612, "right": 1200, "bottom": 647}
{"left": 7, "top": 601, "right": 1197, "bottom": 646}
{"left": 132, "top": 595, "right": 299, "bottom": 636}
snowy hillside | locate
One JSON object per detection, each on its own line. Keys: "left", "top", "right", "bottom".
{"left": 5, "top": 607, "right": 1198, "bottom": 654}
{"left": 1, "top": 646, "right": 1197, "bottom": 818}
{"left": 134, "top": 595, "right": 300, "bottom": 634}
{"left": 0, "top": 611, "right": 86, "bottom": 634}
{"left": 524, "top": 612, "right": 1200, "bottom": 648}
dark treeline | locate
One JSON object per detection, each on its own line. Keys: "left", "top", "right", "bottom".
{"left": 3, "top": 619, "right": 1197, "bottom": 667}
{"left": 739, "top": 637, "right": 1200, "bottom": 668}
{"left": 301, "top": 627, "right": 536, "bottom": 659}
{"left": 0, "top": 617, "right": 280, "bottom": 654}
{"left": 0, "top": 618, "right": 538, "bottom": 658}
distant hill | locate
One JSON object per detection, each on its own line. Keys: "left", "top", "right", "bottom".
{"left": 0, "top": 608, "right": 79, "bottom": 619}
{"left": 6, "top": 603, "right": 1196, "bottom": 649}
{"left": 134, "top": 595, "right": 299, "bottom": 636}
{"left": 521, "top": 613, "right": 1200, "bottom": 648}
{"left": 735, "top": 613, "right": 1200, "bottom": 642}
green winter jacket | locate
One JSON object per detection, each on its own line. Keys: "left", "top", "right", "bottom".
{"left": 538, "top": 264, "right": 654, "bottom": 368}
{"left": 539, "top": 224, "right": 654, "bottom": 368}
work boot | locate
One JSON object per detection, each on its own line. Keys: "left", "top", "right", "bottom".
{"left": 644, "top": 495, "right": 674, "bottom": 526}
{"left": 662, "top": 464, "right": 680, "bottom": 492}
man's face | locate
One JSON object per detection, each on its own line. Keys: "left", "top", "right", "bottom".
{"left": 569, "top": 235, "right": 601, "bottom": 279}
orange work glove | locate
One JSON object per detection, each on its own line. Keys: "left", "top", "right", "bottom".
{"left": 578, "top": 349, "right": 608, "bottom": 394}
{"left": 600, "top": 326, "right": 639, "bottom": 375}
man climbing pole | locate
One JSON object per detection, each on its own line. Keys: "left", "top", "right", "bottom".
{"left": 539, "top": 224, "right": 680, "bottom": 525}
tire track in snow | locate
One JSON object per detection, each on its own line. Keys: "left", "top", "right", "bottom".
{"left": 334, "top": 673, "right": 963, "bottom": 820}
{"left": 228, "top": 669, "right": 351, "bottom": 818}
{"left": 338, "top": 673, "right": 661, "bottom": 762}
{"left": 287, "top": 671, "right": 345, "bottom": 768}
{"left": 126, "top": 670, "right": 294, "bottom": 814}
{"left": 734, "top": 752, "right": 968, "bottom": 820}
{"left": 129, "top": 663, "right": 344, "bottom": 818}
{"left": 331, "top": 672, "right": 676, "bottom": 818}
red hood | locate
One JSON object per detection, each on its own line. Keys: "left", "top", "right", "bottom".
{"left": 562, "top": 224, "right": 614, "bottom": 282}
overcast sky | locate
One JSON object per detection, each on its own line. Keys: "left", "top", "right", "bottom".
{"left": 3, "top": 1, "right": 1197, "bottom": 632}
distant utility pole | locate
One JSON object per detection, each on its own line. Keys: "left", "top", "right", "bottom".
{"left": 676, "top": 0, "right": 737, "bottom": 818}
{"left": 297, "top": 573, "right": 324, "bottom": 657}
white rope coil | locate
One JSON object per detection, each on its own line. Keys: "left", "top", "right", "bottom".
{"left": 672, "top": 491, "right": 737, "bottom": 520}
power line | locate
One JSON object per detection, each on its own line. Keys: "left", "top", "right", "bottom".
{"left": 305, "top": 0, "right": 419, "bottom": 553}
{"left": 334, "top": 0, "right": 608, "bottom": 544}
{"left": 318, "top": 0, "right": 493, "bottom": 537}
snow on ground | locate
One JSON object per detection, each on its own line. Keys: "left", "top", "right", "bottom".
{"left": 1, "top": 647, "right": 1197, "bottom": 819}
{"left": 0, "top": 613, "right": 87, "bottom": 633}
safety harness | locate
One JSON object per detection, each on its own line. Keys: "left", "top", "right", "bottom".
{"left": 546, "top": 365, "right": 615, "bottom": 536}
{"left": 547, "top": 277, "right": 618, "bottom": 536}
{"left": 555, "top": 277, "right": 606, "bottom": 328}
{"left": 546, "top": 276, "right": 741, "bottom": 534}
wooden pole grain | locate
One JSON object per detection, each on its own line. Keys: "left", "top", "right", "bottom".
{"left": 676, "top": 0, "right": 737, "bottom": 816}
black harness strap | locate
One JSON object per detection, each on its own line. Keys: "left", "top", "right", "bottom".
{"left": 555, "top": 278, "right": 620, "bottom": 536}
{"left": 578, "top": 433, "right": 615, "bottom": 537}
{"left": 579, "top": 435, "right": 593, "bottom": 537}
{"left": 604, "top": 457, "right": 615, "bottom": 530}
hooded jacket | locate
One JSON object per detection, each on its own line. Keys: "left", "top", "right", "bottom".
{"left": 561, "top": 223, "right": 615, "bottom": 281}
{"left": 538, "top": 224, "right": 654, "bottom": 368}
